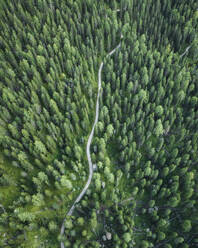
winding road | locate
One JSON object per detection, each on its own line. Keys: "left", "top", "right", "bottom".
{"left": 180, "top": 45, "right": 191, "bottom": 58}
{"left": 60, "top": 42, "right": 121, "bottom": 248}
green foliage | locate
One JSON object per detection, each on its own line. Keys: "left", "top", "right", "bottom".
{"left": 182, "top": 220, "right": 192, "bottom": 232}
{"left": 0, "top": 0, "right": 197, "bottom": 247}
{"left": 154, "top": 119, "right": 163, "bottom": 137}
{"left": 60, "top": 176, "right": 72, "bottom": 189}
{"left": 123, "top": 232, "right": 132, "bottom": 243}
{"left": 155, "top": 105, "right": 164, "bottom": 116}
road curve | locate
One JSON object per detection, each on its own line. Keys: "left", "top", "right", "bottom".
{"left": 180, "top": 45, "right": 191, "bottom": 58}
{"left": 60, "top": 42, "right": 121, "bottom": 248}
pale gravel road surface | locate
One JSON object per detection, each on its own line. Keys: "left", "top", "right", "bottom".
{"left": 60, "top": 42, "right": 121, "bottom": 248}
{"left": 180, "top": 45, "right": 191, "bottom": 58}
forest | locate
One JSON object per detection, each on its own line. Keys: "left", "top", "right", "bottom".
{"left": 0, "top": 0, "right": 198, "bottom": 247}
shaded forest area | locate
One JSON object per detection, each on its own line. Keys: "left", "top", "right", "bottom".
{"left": 0, "top": 0, "right": 198, "bottom": 247}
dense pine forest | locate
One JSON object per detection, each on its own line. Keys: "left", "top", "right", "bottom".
{"left": 0, "top": 0, "right": 198, "bottom": 247}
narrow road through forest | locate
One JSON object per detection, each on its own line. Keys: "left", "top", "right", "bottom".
{"left": 180, "top": 45, "right": 191, "bottom": 58}
{"left": 60, "top": 42, "right": 121, "bottom": 248}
